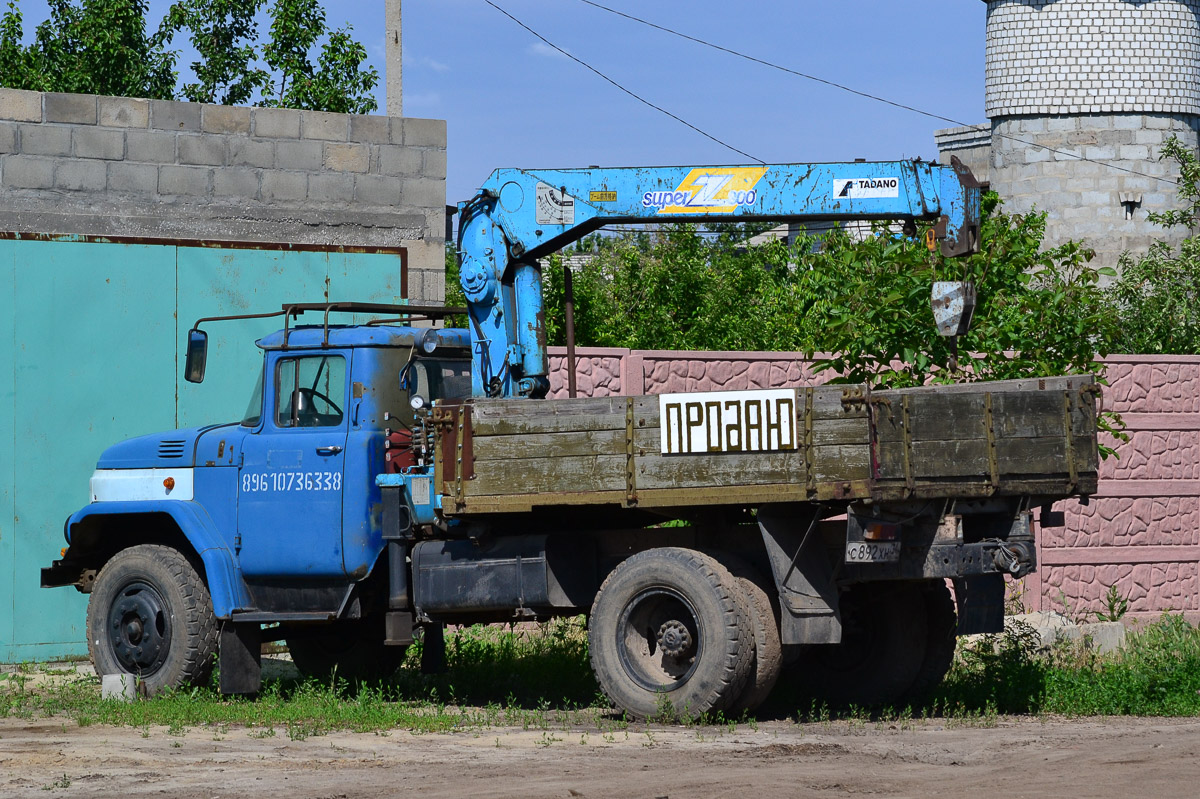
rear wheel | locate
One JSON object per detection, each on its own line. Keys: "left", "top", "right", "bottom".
{"left": 903, "top": 580, "right": 957, "bottom": 704}
{"left": 588, "top": 548, "right": 753, "bottom": 720}
{"left": 792, "top": 581, "right": 927, "bottom": 709}
{"left": 713, "top": 557, "right": 782, "bottom": 715}
{"left": 86, "top": 544, "right": 218, "bottom": 696}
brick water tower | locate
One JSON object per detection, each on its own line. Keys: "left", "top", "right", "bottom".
{"left": 936, "top": 0, "right": 1200, "bottom": 270}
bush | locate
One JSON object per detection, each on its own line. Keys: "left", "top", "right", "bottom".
{"left": 1106, "top": 136, "right": 1200, "bottom": 355}
{"left": 935, "top": 614, "right": 1200, "bottom": 718}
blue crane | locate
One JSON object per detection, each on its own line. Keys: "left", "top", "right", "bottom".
{"left": 455, "top": 158, "right": 981, "bottom": 398}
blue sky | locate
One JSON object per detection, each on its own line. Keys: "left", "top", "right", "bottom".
{"left": 12, "top": 1, "right": 987, "bottom": 202}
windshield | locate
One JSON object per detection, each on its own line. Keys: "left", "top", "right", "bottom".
{"left": 241, "top": 370, "right": 264, "bottom": 427}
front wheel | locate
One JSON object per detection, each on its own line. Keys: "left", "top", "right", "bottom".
{"left": 588, "top": 548, "right": 753, "bottom": 720}
{"left": 86, "top": 544, "right": 218, "bottom": 696}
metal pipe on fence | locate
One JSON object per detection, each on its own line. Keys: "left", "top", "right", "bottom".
{"left": 564, "top": 263, "right": 577, "bottom": 398}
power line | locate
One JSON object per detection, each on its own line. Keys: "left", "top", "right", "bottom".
{"left": 482, "top": 0, "right": 764, "bottom": 164}
{"left": 576, "top": 0, "right": 1179, "bottom": 187}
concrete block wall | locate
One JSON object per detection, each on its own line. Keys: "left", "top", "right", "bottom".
{"left": 934, "top": 124, "right": 993, "bottom": 185}
{"left": 1032, "top": 354, "right": 1200, "bottom": 622}
{"left": 987, "top": 114, "right": 1200, "bottom": 268}
{"left": 0, "top": 89, "right": 447, "bottom": 302}
{"left": 548, "top": 347, "right": 1200, "bottom": 622}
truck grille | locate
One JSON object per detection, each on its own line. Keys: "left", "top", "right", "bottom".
{"left": 158, "top": 440, "right": 186, "bottom": 459}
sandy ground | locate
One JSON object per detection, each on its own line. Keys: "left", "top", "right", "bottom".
{"left": 2, "top": 713, "right": 1200, "bottom": 799}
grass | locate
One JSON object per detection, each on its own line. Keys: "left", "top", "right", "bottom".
{"left": 2, "top": 614, "right": 1199, "bottom": 735}
{"left": 0, "top": 617, "right": 611, "bottom": 738}
{"left": 938, "top": 613, "right": 1200, "bottom": 717}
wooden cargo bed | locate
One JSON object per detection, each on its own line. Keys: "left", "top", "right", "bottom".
{"left": 431, "top": 375, "right": 1100, "bottom": 515}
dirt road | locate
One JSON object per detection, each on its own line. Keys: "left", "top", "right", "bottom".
{"left": 3, "top": 714, "right": 1199, "bottom": 798}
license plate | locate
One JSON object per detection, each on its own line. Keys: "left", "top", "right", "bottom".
{"left": 844, "top": 541, "right": 901, "bottom": 563}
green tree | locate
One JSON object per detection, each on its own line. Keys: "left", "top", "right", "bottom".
{"left": 0, "top": 0, "right": 176, "bottom": 98}
{"left": 534, "top": 194, "right": 1119, "bottom": 390}
{"left": 161, "top": 0, "right": 268, "bottom": 105}
{"left": 808, "top": 194, "right": 1118, "bottom": 388}
{"left": 259, "top": 0, "right": 376, "bottom": 114}
{"left": 1106, "top": 136, "right": 1200, "bottom": 355}
{"left": 0, "top": 0, "right": 378, "bottom": 113}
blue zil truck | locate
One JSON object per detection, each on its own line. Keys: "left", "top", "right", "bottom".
{"left": 43, "top": 160, "right": 1100, "bottom": 718}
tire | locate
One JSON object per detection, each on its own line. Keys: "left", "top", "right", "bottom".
{"left": 903, "top": 580, "right": 957, "bottom": 704}
{"left": 86, "top": 544, "right": 217, "bottom": 696}
{"left": 286, "top": 614, "right": 406, "bottom": 684}
{"left": 705, "top": 553, "right": 783, "bottom": 715}
{"left": 726, "top": 569, "right": 783, "bottom": 714}
{"left": 792, "top": 581, "right": 928, "bottom": 709}
{"left": 587, "top": 547, "right": 753, "bottom": 720}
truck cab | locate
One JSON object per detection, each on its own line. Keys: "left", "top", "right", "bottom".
{"left": 44, "top": 306, "right": 471, "bottom": 693}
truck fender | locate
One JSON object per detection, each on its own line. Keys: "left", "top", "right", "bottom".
{"left": 67, "top": 501, "right": 250, "bottom": 619}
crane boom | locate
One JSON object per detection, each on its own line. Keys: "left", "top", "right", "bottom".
{"left": 456, "top": 157, "right": 981, "bottom": 398}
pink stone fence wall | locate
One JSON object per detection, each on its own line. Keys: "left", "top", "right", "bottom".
{"left": 548, "top": 348, "right": 1200, "bottom": 622}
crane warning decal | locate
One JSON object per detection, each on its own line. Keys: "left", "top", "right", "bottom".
{"left": 536, "top": 182, "right": 575, "bottom": 225}
{"left": 833, "top": 177, "right": 901, "bottom": 200}
{"left": 659, "top": 389, "right": 798, "bottom": 455}
{"left": 642, "top": 167, "right": 767, "bottom": 215}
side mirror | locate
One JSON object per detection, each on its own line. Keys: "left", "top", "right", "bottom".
{"left": 184, "top": 329, "right": 208, "bottom": 383}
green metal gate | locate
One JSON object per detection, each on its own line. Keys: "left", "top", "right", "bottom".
{"left": 0, "top": 235, "right": 409, "bottom": 662}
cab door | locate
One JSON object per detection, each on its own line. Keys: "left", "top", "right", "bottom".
{"left": 237, "top": 351, "right": 349, "bottom": 577}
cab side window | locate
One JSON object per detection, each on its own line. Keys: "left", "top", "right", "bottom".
{"left": 275, "top": 355, "right": 346, "bottom": 428}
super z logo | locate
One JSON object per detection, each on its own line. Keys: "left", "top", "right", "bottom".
{"left": 642, "top": 167, "right": 767, "bottom": 214}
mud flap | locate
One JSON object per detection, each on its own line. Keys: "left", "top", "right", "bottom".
{"left": 420, "top": 622, "right": 447, "bottom": 674}
{"left": 757, "top": 505, "right": 841, "bottom": 645}
{"left": 953, "top": 573, "right": 1005, "bottom": 634}
{"left": 219, "top": 622, "right": 262, "bottom": 695}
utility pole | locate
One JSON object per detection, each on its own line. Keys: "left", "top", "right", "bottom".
{"left": 386, "top": 0, "right": 402, "bottom": 116}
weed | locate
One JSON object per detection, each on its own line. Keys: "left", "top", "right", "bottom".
{"left": 287, "top": 722, "right": 318, "bottom": 742}
{"left": 1096, "top": 584, "right": 1130, "bottom": 623}
{"left": 650, "top": 691, "right": 680, "bottom": 724}
{"left": 1004, "top": 579, "right": 1028, "bottom": 616}
{"left": 1055, "top": 590, "right": 1093, "bottom": 626}
{"left": 41, "top": 774, "right": 71, "bottom": 791}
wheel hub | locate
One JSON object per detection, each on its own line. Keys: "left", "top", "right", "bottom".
{"left": 124, "top": 618, "right": 144, "bottom": 644}
{"left": 616, "top": 587, "right": 704, "bottom": 693}
{"left": 106, "top": 581, "right": 170, "bottom": 675}
{"left": 656, "top": 619, "right": 694, "bottom": 658}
